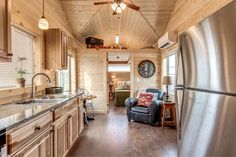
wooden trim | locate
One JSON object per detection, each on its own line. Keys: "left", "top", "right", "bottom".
{"left": 6, "top": 0, "right": 12, "bottom": 58}
{"left": 130, "top": 52, "right": 135, "bottom": 97}
{"left": 108, "top": 61, "right": 129, "bottom": 64}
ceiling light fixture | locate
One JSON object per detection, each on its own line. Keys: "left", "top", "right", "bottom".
{"left": 38, "top": 0, "right": 49, "bottom": 30}
{"left": 111, "top": 3, "right": 118, "bottom": 11}
{"left": 111, "top": 2, "right": 127, "bottom": 14}
{"left": 115, "top": 34, "right": 119, "bottom": 44}
{"left": 120, "top": 2, "right": 127, "bottom": 10}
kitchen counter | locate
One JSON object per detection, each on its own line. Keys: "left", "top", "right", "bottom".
{"left": 0, "top": 91, "right": 84, "bottom": 131}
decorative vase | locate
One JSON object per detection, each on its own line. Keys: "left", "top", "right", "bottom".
{"left": 16, "top": 78, "right": 26, "bottom": 88}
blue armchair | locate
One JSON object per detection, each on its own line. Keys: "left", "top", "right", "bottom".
{"left": 125, "top": 88, "right": 165, "bottom": 125}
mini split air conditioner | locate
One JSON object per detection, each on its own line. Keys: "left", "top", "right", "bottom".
{"left": 154, "top": 31, "right": 177, "bottom": 49}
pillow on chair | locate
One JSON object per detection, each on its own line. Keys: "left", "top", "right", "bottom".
{"left": 137, "top": 93, "right": 154, "bottom": 107}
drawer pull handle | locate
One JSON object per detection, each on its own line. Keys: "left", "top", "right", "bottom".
{"left": 35, "top": 126, "right": 41, "bottom": 131}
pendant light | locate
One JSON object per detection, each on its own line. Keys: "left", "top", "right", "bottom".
{"left": 38, "top": 0, "right": 49, "bottom": 30}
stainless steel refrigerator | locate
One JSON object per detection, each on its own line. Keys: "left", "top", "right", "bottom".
{"left": 175, "top": 1, "right": 236, "bottom": 157}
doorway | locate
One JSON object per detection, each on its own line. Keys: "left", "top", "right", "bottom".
{"left": 107, "top": 52, "right": 131, "bottom": 109}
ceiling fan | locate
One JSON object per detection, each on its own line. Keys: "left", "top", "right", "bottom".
{"left": 94, "top": 0, "right": 140, "bottom": 15}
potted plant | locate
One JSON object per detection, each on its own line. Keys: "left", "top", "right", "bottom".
{"left": 16, "top": 57, "right": 28, "bottom": 88}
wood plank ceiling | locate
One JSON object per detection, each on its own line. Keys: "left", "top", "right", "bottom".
{"left": 60, "top": 0, "right": 176, "bottom": 49}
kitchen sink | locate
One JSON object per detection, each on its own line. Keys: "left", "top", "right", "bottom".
{"left": 41, "top": 95, "right": 69, "bottom": 99}
{"left": 16, "top": 99, "right": 59, "bottom": 104}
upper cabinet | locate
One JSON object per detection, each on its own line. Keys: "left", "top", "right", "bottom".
{"left": 0, "top": 0, "right": 12, "bottom": 62}
{"left": 44, "top": 29, "right": 68, "bottom": 70}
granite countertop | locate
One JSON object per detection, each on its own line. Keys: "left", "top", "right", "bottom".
{"left": 0, "top": 91, "right": 84, "bottom": 131}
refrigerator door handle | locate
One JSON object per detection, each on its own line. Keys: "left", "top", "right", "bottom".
{"left": 175, "top": 34, "right": 185, "bottom": 87}
{"left": 175, "top": 34, "right": 185, "bottom": 140}
{"left": 175, "top": 87, "right": 184, "bottom": 140}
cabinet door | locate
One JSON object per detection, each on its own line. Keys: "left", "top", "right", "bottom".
{"left": 54, "top": 117, "right": 68, "bottom": 157}
{"left": 0, "top": 0, "right": 12, "bottom": 62}
{"left": 61, "top": 31, "right": 68, "bottom": 69}
{"left": 44, "top": 29, "right": 68, "bottom": 70}
{"left": 68, "top": 108, "right": 78, "bottom": 148}
{"left": 38, "top": 131, "right": 53, "bottom": 157}
{"left": 13, "top": 129, "right": 52, "bottom": 157}
{"left": 23, "top": 145, "right": 39, "bottom": 157}
{"left": 78, "top": 105, "right": 84, "bottom": 134}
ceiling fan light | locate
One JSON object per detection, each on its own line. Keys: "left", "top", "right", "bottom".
{"left": 38, "top": 16, "right": 49, "bottom": 30}
{"left": 116, "top": 6, "right": 122, "bottom": 14}
{"left": 120, "top": 2, "right": 126, "bottom": 10}
{"left": 111, "top": 3, "right": 117, "bottom": 11}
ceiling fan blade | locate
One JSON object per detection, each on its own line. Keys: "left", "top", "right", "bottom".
{"left": 125, "top": 2, "right": 140, "bottom": 11}
{"left": 94, "top": 1, "right": 111, "bottom": 5}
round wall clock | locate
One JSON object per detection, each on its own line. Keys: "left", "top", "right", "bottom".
{"left": 138, "top": 60, "right": 156, "bottom": 78}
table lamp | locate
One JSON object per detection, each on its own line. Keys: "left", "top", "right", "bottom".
{"left": 162, "top": 76, "right": 173, "bottom": 102}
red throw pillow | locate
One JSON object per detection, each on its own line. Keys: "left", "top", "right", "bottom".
{"left": 137, "top": 93, "right": 154, "bottom": 107}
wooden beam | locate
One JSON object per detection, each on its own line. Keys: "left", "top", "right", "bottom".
{"left": 108, "top": 61, "right": 129, "bottom": 64}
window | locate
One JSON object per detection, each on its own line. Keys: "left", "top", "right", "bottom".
{"left": 57, "top": 56, "right": 71, "bottom": 91}
{"left": 163, "top": 53, "right": 176, "bottom": 93}
{"left": 57, "top": 54, "right": 76, "bottom": 91}
{"left": 0, "top": 27, "right": 34, "bottom": 88}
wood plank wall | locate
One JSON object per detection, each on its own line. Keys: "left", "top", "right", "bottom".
{"left": 78, "top": 49, "right": 107, "bottom": 113}
{"left": 0, "top": 0, "right": 76, "bottom": 105}
{"left": 78, "top": 49, "right": 162, "bottom": 112}
{"left": 165, "top": 0, "right": 233, "bottom": 34}
{"left": 132, "top": 49, "right": 162, "bottom": 96}
{"left": 12, "top": 0, "right": 73, "bottom": 36}
{"left": 162, "top": 0, "right": 233, "bottom": 67}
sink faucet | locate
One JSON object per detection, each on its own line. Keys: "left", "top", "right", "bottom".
{"left": 30, "top": 73, "right": 51, "bottom": 99}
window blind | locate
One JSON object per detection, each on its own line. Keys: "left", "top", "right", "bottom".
{"left": 0, "top": 27, "right": 34, "bottom": 88}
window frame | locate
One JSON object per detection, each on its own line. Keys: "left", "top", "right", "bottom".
{"left": 56, "top": 53, "right": 76, "bottom": 92}
{"left": 163, "top": 50, "right": 177, "bottom": 94}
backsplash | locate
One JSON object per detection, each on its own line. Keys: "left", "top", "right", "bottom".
{"left": 0, "top": 86, "right": 45, "bottom": 105}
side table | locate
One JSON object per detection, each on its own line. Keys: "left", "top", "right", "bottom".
{"left": 161, "top": 101, "right": 176, "bottom": 130}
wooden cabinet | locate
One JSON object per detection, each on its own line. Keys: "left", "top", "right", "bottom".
{"left": 78, "top": 99, "right": 84, "bottom": 134}
{"left": 68, "top": 108, "right": 78, "bottom": 148}
{"left": 54, "top": 99, "right": 77, "bottom": 121}
{"left": 12, "top": 128, "right": 53, "bottom": 157}
{"left": 53, "top": 99, "right": 78, "bottom": 157}
{"left": 44, "top": 29, "right": 68, "bottom": 70}
{"left": 7, "top": 112, "right": 53, "bottom": 154}
{"left": 53, "top": 115, "right": 68, "bottom": 157}
{"left": 0, "top": 0, "right": 12, "bottom": 62}
{"left": 7, "top": 98, "right": 82, "bottom": 157}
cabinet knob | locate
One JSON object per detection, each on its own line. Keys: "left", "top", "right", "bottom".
{"left": 35, "top": 126, "right": 41, "bottom": 131}
{"left": 7, "top": 53, "right": 13, "bottom": 57}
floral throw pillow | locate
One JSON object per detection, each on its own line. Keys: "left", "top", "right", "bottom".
{"left": 137, "top": 93, "right": 154, "bottom": 107}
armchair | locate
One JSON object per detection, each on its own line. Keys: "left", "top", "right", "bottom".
{"left": 125, "top": 88, "right": 165, "bottom": 125}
